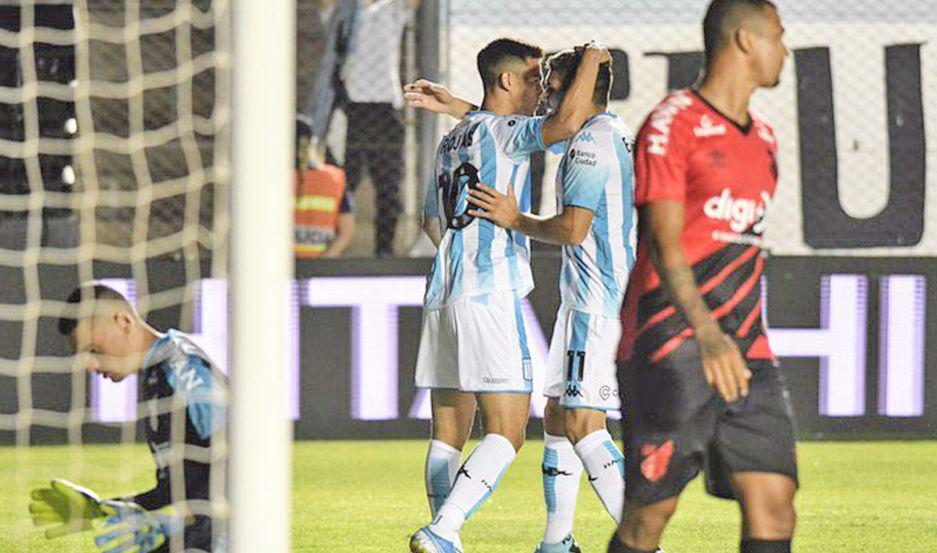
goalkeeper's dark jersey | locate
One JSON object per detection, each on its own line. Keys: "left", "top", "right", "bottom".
{"left": 135, "top": 329, "right": 227, "bottom": 552}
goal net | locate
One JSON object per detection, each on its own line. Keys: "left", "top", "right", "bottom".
{"left": 0, "top": 1, "right": 246, "bottom": 551}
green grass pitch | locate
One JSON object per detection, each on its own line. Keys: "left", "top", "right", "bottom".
{"left": 2, "top": 440, "right": 936, "bottom": 552}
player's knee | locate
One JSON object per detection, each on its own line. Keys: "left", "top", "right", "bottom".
{"left": 746, "top": 496, "right": 796, "bottom": 538}
{"left": 624, "top": 499, "right": 677, "bottom": 538}
{"left": 431, "top": 421, "right": 466, "bottom": 450}
{"left": 562, "top": 409, "right": 604, "bottom": 444}
{"left": 543, "top": 398, "right": 566, "bottom": 436}
{"left": 506, "top": 431, "right": 526, "bottom": 452}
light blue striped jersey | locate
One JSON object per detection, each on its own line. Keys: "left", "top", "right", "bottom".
{"left": 422, "top": 110, "right": 547, "bottom": 309}
{"left": 555, "top": 112, "right": 637, "bottom": 317}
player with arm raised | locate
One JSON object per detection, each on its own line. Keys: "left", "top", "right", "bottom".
{"left": 465, "top": 48, "right": 646, "bottom": 553}
{"left": 609, "top": 2, "right": 797, "bottom": 552}
{"left": 408, "top": 38, "right": 611, "bottom": 553}
{"left": 30, "top": 283, "right": 227, "bottom": 553}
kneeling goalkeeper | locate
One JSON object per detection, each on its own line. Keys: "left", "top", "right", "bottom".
{"left": 29, "top": 283, "right": 227, "bottom": 552}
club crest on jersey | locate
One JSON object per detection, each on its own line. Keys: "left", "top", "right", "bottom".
{"left": 693, "top": 115, "right": 727, "bottom": 138}
{"left": 703, "top": 188, "right": 771, "bottom": 234}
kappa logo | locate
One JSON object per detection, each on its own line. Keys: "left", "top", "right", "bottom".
{"left": 564, "top": 385, "right": 584, "bottom": 398}
{"left": 640, "top": 439, "right": 675, "bottom": 482}
{"left": 694, "top": 115, "right": 727, "bottom": 138}
{"left": 578, "top": 132, "right": 595, "bottom": 143}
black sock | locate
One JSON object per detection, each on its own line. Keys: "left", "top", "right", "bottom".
{"left": 606, "top": 534, "right": 657, "bottom": 553}
{"left": 740, "top": 539, "right": 792, "bottom": 553}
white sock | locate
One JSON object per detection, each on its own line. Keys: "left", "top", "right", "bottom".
{"left": 425, "top": 440, "right": 462, "bottom": 517}
{"left": 574, "top": 428, "right": 625, "bottom": 524}
{"left": 428, "top": 433, "right": 516, "bottom": 540}
{"left": 542, "top": 433, "right": 584, "bottom": 544}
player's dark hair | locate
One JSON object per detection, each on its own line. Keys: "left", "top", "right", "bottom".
{"left": 703, "top": 0, "right": 777, "bottom": 67}
{"left": 545, "top": 48, "right": 613, "bottom": 107}
{"left": 476, "top": 38, "right": 543, "bottom": 92}
{"left": 57, "top": 283, "right": 130, "bottom": 336}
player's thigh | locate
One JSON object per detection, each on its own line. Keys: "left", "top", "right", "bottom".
{"left": 431, "top": 389, "right": 477, "bottom": 449}
{"left": 709, "top": 361, "right": 798, "bottom": 500}
{"left": 620, "top": 342, "right": 720, "bottom": 506}
{"left": 453, "top": 292, "right": 534, "bottom": 395}
{"left": 556, "top": 308, "right": 622, "bottom": 412}
{"left": 730, "top": 471, "right": 797, "bottom": 538}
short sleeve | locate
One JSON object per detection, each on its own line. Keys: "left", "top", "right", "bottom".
{"left": 561, "top": 132, "right": 610, "bottom": 212}
{"left": 633, "top": 103, "right": 694, "bottom": 205}
{"left": 487, "top": 115, "right": 547, "bottom": 161}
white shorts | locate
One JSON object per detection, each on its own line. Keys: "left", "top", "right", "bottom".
{"left": 415, "top": 291, "right": 533, "bottom": 393}
{"left": 544, "top": 303, "right": 622, "bottom": 410}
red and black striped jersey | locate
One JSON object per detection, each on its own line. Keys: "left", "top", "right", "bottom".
{"left": 618, "top": 89, "right": 778, "bottom": 364}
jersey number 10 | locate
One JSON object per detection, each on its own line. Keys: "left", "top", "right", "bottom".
{"left": 439, "top": 162, "right": 480, "bottom": 230}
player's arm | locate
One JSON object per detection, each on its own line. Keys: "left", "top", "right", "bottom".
{"left": 642, "top": 201, "right": 750, "bottom": 402}
{"left": 403, "top": 79, "right": 477, "bottom": 120}
{"left": 421, "top": 168, "right": 443, "bottom": 247}
{"left": 467, "top": 184, "right": 592, "bottom": 245}
{"left": 540, "top": 42, "right": 611, "bottom": 146}
{"left": 422, "top": 216, "right": 442, "bottom": 247}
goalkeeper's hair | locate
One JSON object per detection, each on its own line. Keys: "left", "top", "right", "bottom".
{"left": 57, "top": 284, "right": 132, "bottom": 337}
{"left": 477, "top": 38, "right": 543, "bottom": 92}
{"left": 545, "top": 48, "right": 613, "bottom": 107}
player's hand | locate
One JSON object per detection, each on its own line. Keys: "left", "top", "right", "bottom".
{"left": 403, "top": 79, "right": 457, "bottom": 114}
{"left": 467, "top": 183, "right": 521, "bottom": 230}
{"left": 29, "top": 478, "right": 107, "bottom": 538}
{"left": 581, "top": 41, "right": 612, "bottom": 64}
{"left": 92, "top": 502, "right": 173, "bottom": 553}
{"left": 697, "top": 325, "right": 751, "bottom": 403}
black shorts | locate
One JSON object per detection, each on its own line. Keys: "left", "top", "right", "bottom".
{"left": 618, "top": 340, "right": 798, "bottom": 505}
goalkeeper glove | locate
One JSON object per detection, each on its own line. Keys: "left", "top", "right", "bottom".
{"left": 92, "top": 502, "right": 182, "bottom": 553}
{"left": 29, "top": 478, "right": 108, "bottom": 538}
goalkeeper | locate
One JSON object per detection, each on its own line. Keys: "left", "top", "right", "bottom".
{"left": 29, "top": 283, "right": 227, "bottom": 552}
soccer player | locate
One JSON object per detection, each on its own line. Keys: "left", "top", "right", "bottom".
{"left": 465, "top": 49, "right": 638, "bottom": 553}
{"left": 406, "top": 39, "right": 611, "bottom": 553}
{"left": 610, "top": 1, "right": 796, "bottom": 552}
{"left": 29, "top": 283, "right": 227, "bottom": 553}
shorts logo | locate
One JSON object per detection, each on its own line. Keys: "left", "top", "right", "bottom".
{"left": 483, "top": 377, "right": 509, "bottom": 385}
{"left": 599, "top": 386, "right": 618, "bottom": 401}
{"left": 564, "top": 385, "right": 583, "bottom": 398}
{"left": 640, "top": 440, "right": 675, "bottom": 482}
